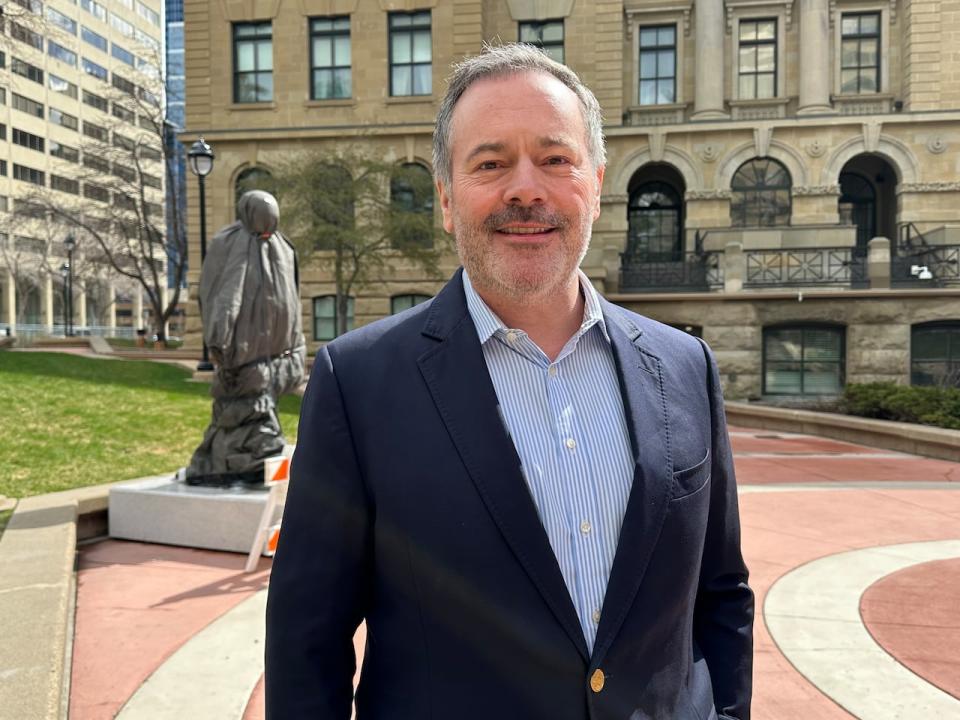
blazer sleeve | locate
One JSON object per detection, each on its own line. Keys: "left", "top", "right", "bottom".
{"left": 265, "top": 345, "right": 371, "bottom": 719}
{"left": 694, "top": 339, "right": 755, "bottom": 720}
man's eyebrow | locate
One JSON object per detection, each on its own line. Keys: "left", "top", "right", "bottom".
{"left": 463, "top": 137, "right": 577, "bottom": 163}
{"left": 538, "top": 136, "right": 576, "bottom": 150}
{"left": 464, "top": 142, "right": 504, "bottom": 163}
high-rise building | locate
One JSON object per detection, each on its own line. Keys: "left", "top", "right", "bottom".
{"left": 182, "top": 1, "right": 960, "bottom": 399}
{"left": 0, "top": 0, "right": 167, "bottom": 337}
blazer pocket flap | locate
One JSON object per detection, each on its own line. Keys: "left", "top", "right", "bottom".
{"left": 671, "top": 449, "right": 711, "bottom": 500}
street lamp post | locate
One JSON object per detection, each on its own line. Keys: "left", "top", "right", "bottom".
{"left": 64, "top": 234, "right": 76, "bottom": 336}
{"left": 59, "top": 263, "right": 69, "bottom": 336}
{"left": 188, "top": 137, "right": 215, "bottom": 372}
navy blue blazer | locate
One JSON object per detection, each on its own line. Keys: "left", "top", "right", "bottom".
{"left": 266, "top": 269, "right": 753, "bottom": 720}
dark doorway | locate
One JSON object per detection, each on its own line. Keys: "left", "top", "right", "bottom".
{"left": 837, "top": 155, "right": 897, "bottom": 255}
{"left": 626, "top": 163, "right": 686, "bottom": 262}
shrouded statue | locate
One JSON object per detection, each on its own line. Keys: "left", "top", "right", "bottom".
{"left": 184, "top": 190, "right": 306, "bottom": 487}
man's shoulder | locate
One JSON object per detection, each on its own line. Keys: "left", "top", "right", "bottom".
{"left": 323, "top": 299, "right": 436, "bottom": 366}
{"left": 601, "top": 299, "right": 706, "bottom": 359}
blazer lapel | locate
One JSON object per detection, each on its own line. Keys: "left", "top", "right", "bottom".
{"left": 416, "top": 272, "right": 590, "bottom": 661}
{"left": 593, "top": 302, "right": 673, "bottom": 661}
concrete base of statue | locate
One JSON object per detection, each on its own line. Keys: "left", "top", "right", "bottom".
{"left": 108, "top": 475, "right": 270, "bottom": 554}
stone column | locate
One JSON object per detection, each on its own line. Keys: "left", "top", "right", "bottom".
{"left": 723, "top": 241, "right": 745, "bottom": 293}
{"left": 44, "top": 274, "right": 54, "bottom": 332}
{"left": 108, "top": 282, "right": 117, "bottom": 331}
{"left": 78, "top": 280, "right": 87, "bottom": 330}
{"left": 5, "top": 271, "right": 15, "bottom": 331}
{"left": 797, "top": 0, "right": 833, "bottom": 114}
{"left": 693, "top": 0, "right": 728, "bottom": 119}
{"left": 134, "top": 287, "right": 143, "bottom": 330}
{"left": 867, "top": 237, "right": 891, "bottom": 290}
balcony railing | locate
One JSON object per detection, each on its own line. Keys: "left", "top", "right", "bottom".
{"left": 891, "top": 245, "right": 960, "bottom": 287}
{"left": 620, "top": 252, "right": 724, "bottom": 293}
{"left": 744, "top": 247, "right": 867, "bottom": 288}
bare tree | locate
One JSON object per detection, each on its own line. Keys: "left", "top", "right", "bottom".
{"left": 270, "top": 146, "right": 446, "bottom": 336}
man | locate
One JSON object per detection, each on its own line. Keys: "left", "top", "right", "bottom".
{"left": 266, "top": 44, "right": 753, "bottom": 719}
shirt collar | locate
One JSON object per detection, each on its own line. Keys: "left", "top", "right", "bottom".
{"left": 462, "top": 268, "right": 610, "bottom": 346}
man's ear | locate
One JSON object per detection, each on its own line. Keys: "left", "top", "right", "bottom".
{"left": 593, "top": 165, "right": 605, "bottom": 221}
{"left": 437, "top": 179, "right": 455, "bottom": 234}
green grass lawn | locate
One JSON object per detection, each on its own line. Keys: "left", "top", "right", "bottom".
{"left": 0, "top": 352, "right": 302, "bottom": 499}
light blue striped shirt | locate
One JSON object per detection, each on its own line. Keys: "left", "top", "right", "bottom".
{"left": 462, "top": 271, "right": 635, "bottom": 652}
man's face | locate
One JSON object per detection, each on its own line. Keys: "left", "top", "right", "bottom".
{"left": 437, "top": 71, "right": 604, "bottom": 302}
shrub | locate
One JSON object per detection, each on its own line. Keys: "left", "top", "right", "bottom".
{"left": 842, "top": 382, "right": 960, "bottom": 429}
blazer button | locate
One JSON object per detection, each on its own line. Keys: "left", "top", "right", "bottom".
{"left": 590, "top": 668, "right": 605, "bottom": 693}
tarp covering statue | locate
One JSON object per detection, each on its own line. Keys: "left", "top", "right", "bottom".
{"left": 184, "top": 190, "right": 306, "bottom": 487}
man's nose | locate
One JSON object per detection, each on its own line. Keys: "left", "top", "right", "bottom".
{"left": 501, "top": 159, "right": 545, "bottom": 206}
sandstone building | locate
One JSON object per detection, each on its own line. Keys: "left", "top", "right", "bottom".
{"left": 182, "top": 0, "right": 960, "bottom": 399}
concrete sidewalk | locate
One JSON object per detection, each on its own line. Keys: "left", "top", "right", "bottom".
{"left": 56, "top": 426, "right": 960, "bottom": 719}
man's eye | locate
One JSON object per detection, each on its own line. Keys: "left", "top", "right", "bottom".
{"left": 477, "top": 161, "right": 500, "bottom": 170}
{"left": 546, "top": 156, "right": 570, "bottom": 165}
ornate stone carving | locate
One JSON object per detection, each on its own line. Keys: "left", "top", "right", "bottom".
{"left": 829, "top": 0, "right": 897, "bottom": 25}
{"left": 753, "top": 125, "right": 773, "bottom": 157}
{"left": 792, "top": 185, "right": 841, "bottom": 197}
{"left": 601, "top": 193, "right": 629, "bottom": 205}
{"left": 696, "top": 143, "right": 721, "bottom": 163}
{"left": 726, "top": 0, "right": 793, "bottom": 33}
{"left": 926, "top": 136, "right": 948, "bottom": 155}
{"left": 862, "top": 120, "right": 882, "bottom": 153}
{"left": 899, "top": 182, "right": 960, "bottom": 193}
{"left": 805, "top": 139, "right": 827, "bottom": 158}
{"left": 625, "top": 2, "right": 693, "bottom": 36}
{"left": 648, "top": 131, "right": 666, "bottom": 162}
{"left": 685, "top": 189, "right": 731, "bottom": 201}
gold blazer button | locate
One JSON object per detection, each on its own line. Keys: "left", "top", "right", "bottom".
{"left": 590, "top": 669, "right": 605, "bottom": 693}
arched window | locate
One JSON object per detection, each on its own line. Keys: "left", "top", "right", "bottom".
{"left": 234, "top": 166, "right": 275, "bottom": 212}
{"left": 391, "top": 293, "right": 431, "bottom": 314}
{"left": 313, "top": 295, "right": 354, "bottom": 341}
{"left": 730, "top": 158, "right": 791, "bottom": 227}
{"left": 763, "top": 324, "right": 845, "bottom": 395}
{"left": 627, "top": 181, "right": 683, "bottom": 262}
{"left": 390, "top": 163, "right": 434, "bottom": 248}
{"left": 912, "top": 322, "right": 960, "bottom": 387}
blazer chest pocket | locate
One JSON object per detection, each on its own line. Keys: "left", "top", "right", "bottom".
{"left": 671, "top": 449, "right": 710, "bottom": 501}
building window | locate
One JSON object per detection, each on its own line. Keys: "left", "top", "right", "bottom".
{"left": 81, "top": 0, "right": 108, "bottom": 23}
{"left": 50, "top": 108, "right": 79, "bottom": 130}
{"left": 233, "top": 22, "right": 273, "bottom": 103}
{"left": 84, "top": 183, "right": 110, "bottom": 203}
{"left": 638, "top": 25, "right": 676, "bottom": 105}
{"left": 518, "top": 19, "right": 564, "bottom": 64}
{"left": 234, "top": 166, "right": 276, "bottom": 210}
{"left": 310, "top": 16, "right": 351, "bottom": 100}
{"left": 12, "top": 128, "right": 44, "bottom": 153}
{"left": 764, "top": 325, "right": 845, "bottom": 395}
{"left": 391, "top": 294, "right": 431, "bottom": 314}
{"left": 46, "top": 7, "right": 78, "bottom": 35}
{"left": 389, "top": 11, "right": 431, "bottom": 97}
{"left": 390, "top": 163, "right": 434, "bottom": 248}
{"left": 49, "top": 74, "right": 78, "bottom": 99}
{"left": 112, "top": 73, "right": 136, "bottom": 95}
{"left": 48, "top": 41, "right": 78, "bottom": 67}
{"left": 83, "top": 57, "right": 109, "bottom": 80}
{"left": 13, "top": 163, "right": 45, "bottom": 187}
{"left": 738, "top": 19, "right": 777, "bottom": 99}
{"left": 109, "top": 13, "right": 135, "bottom": 38}
{"left": 82, "top": 26, "right": 108, "bottom": 52}
{"left": 730, "top": 158, "right": 791, "bottom": 227}
{"left": 50, "top": 141, "right": 80, "bottom": 163}
{"left": 627, "top": 182, "right": 683, "bottom": 261}
{"left": 83, "top": 89, "right": 108, "bottom": 111}
{"left": 83, "top": 120, "right": 108, "bottom": 141}
{"left": 313, "top": 295, "right": 354, "bottom": 341}
{"left": 912, "top": 322, "right": 960, "bottom": 387}
{"left": 112, "top": 43, "right": 136, "bottom": 67}
{"left": 10, "top": 21, "right": 43, "bottom": 50}
{"left": 11, "top": 93, "right": 44, "bottom": 118}
{"left": 51, "top": 175, "right": 80, "bottom": 195}
{"left": 840, "top": 13, "right": 880, "bottom": 94}
{"left": 11, "top": 57, "right": 44, "bottom": 84}
{"left": 0, "top": 124, "right": 5, "bottom": 141}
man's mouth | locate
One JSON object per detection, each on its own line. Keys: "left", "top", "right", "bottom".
{"left": 496, "top": 225, "right": 556, "bottom": 236}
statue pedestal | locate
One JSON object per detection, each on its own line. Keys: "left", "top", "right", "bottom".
{"left": 109, "top": 475, "right": 273, "bottom": 553}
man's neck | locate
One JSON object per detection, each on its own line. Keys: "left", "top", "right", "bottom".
{"left": 475, "top": 275, "right": 585, "bottom": 363}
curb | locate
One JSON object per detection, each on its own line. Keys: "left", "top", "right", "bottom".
{"left": 726, "top": 402, "right": 960, "bottom": 463}
{"left": 0, "top": 482, "right": 140, "bottom": 720}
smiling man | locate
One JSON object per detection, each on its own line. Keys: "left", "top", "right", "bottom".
{"left": 266, "top": 44, "right": 753, "bottom": 720}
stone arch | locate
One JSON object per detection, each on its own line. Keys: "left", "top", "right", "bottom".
{"left": 820, "top": 135, "right": 919, "bottom": 186}
{"left": 610, "top": 146, "right": 704, "bottom": 195}
{"left": 716, "top": 141, "right": 808, "bottom": 189}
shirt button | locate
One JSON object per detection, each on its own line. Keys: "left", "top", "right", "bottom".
{"left": 592, "top": 608, "right": 601, "bottom": 624}
{"left": 548, "top": 365, "right": 557, "bottom": 377}
{"left": 506, "top": 330, "right": 518, "bottom": 344}
{"left": 590, "top": 668, "right": 605, "bottom": 693}
{"left": 565, "top": 438, "right": 576, "bottom": 450}
{"left": 580, "top": 520, "right": 592, "bottom": 535}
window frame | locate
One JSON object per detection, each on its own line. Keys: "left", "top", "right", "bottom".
{"left": 388, "top": 11, "right": 432, "bottom": 97}
{"left": 911, "top": 321, "right": 960, "bottom": 387}
{"left": 730, "top": 157, "right": 792, "bottom": 228}
{"left": 312, "top": 295, "right": 354, "bottom": 341}
{"left": 636, "top": 24, "right": 677, "bottom": 107}
{"left": 391, "top": 294, "right": 432, "bottom": 315}
{"left": 736, "top": 17, "right": 778, "bottom": 100}
{"left": 839, "top": 11, "right": 881, "bottom": 95}
{"left": 233, "top": 21, "right": 274, "bottom": 104}
{"left": 762, "top": 324, "right": 847, "bottom": 396}
{"left": 309, "top": 16, "right": 351, "bottom": 100}
{"left": 518, "top": 19, "right": 564, "bottom": 64}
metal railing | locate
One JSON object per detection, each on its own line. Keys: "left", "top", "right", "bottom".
{"left": 0, "top": 324, "right": 138, "bottom": 339}
{"left": 744, "top": 247, "right": 867, "bottom": 288}
{"left": 891, "top": 244, "right": 960, "bottom": 287}
{"left": 620, "top": 251, "right": 724, "bottom": 293}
